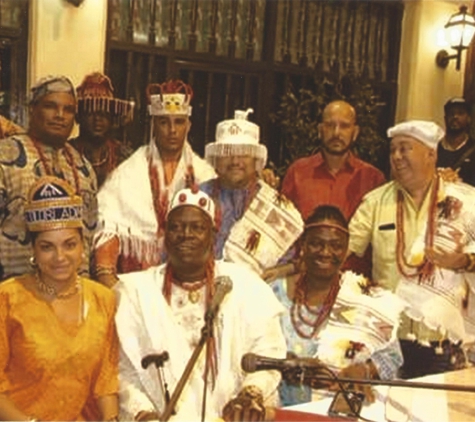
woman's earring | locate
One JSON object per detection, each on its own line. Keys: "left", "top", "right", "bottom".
{"left": 29, "top": 256, "right": 37, "bottom": 268}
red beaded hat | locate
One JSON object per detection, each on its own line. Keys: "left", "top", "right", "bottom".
{"left": 76, "top": 72, "right": 134, "bottom": 124}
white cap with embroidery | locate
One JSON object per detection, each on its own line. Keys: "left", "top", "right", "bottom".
{"left": 205, "top": 108, "right": 268, "bottom": 171}
{"left": 387, "top": 120, "right": 444, "bottom": 150}
{"left": 167, "top": 188, "right": 216, "bottom": 225}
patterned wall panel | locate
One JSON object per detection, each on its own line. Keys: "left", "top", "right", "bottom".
{"left": 106, "top": 0, "right": 403, "bottom": 169}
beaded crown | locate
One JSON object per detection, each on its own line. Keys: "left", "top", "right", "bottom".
{"left": 146, "top": 79, "right": 193, "bottom": 116}
{"left": 24, "top": 176, "right": 83, "bottom": 232}
{"left": 205, "top": 108, "right": 267, "bottom": 171}
{"left": 76, "top": 72, "right": 134, "bottom": 122}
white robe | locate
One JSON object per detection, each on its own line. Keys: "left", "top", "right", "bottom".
{"left": 395, "top": 181, "right": 475, "bottom": 343}
{"left": 115, "top": 261, "right": 287, "bottom": 421}
{"left": 95, "top": 142, "right": 216, "bottom": 264}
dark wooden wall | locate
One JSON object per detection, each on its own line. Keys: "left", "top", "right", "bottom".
{"left": 105, "top": 0, "right": 404, "bottom": 169}
{"left": 0, "top": 0, "right": 28, "bottom": 127}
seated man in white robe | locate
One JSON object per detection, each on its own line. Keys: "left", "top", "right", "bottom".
{"left": 115, "top": 187, "right": 287, "bottom": 421}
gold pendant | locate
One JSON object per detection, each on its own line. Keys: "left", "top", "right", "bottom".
{"left": 188, "top": 290, "right": 200, "bottom": 304}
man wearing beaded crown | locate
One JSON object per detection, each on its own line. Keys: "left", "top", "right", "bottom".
{"left": 115, "top": 187, "right": 286, "bottom": 421}
{"left": 70, "top": 72, "right": 135, "bottom": 188}
{"left": 94, "top": 79, "right": 215, "bottom": 287}
{"left": 200, "top": 108, "right": 304, "bottom": 277}
{"left": 349, "top": 119, "right": 475, "bottom": 378}
{"left": 0, "top": 75, "right": 98, "bottom": 281}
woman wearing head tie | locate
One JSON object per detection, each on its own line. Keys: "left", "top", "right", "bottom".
{"left": 271, "top": 205, "right": 405, "bottom": 406}
{"left": 0, "top": 176, "right": 118, "bottom": 421}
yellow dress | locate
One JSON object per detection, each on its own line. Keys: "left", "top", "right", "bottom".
{"left": 0, "top": 275, "right": 118, "bottom": 421}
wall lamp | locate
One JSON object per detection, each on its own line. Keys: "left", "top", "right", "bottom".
{"left": 436, "top": 5, "right": 475, "bottom": 71}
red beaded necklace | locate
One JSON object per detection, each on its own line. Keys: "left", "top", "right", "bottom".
{"left": 148, "top": 157, "right": 195, "bottom": 235}
{"left": 290, "top": 273, "right": 341, "bottom": 339}
{"left": 162, "top": 259, "right": 214, "bottom": 305}
{"left": 31, "top": 137, "right": 81, "bottom": 194}
{"left": 395, "top": 176, "right": 439, "bottom": 283}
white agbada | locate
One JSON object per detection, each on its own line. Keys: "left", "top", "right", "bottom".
{"left": 395, "top": 181, "right": 475, "bottom": 343}
{"left": 115, "top": 261, "right": 287, "bottom": 421}
{"left": 95, "top": 142, "right": 216, "bottom": 265}
{"left": 350, "top": 178, "right": 475, "bottom": 343}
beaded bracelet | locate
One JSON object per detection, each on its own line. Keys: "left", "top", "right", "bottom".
{"left": 95, "top": 266, "right": 119, "bottom": 278}
{"left": 464, "top": 254, "right": 475, "bottom": 272}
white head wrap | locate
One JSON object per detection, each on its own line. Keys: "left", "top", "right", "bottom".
{"left": 387, "top": 120, "right": 444, "bottom": 150}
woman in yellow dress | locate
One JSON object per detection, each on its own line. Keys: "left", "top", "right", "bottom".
{"left": 0, "top": 176, "right": 118, "bottom": 421}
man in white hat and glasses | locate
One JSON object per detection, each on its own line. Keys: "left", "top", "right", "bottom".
{"left": 115, "top": 187, "right": 286, "bottom": 421}
{"left": 201, "top": 109, "right": 303, "bottom": 279}
{"left": 348, "top": 120, "right": 475, "bottom": 378}
{"left": 93, "top": 79, "right": 215, "bottom": 287}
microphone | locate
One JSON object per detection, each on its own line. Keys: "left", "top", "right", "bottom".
{"left": 242, "top": 353, "right": 336, "bottom": 391}
{"left": 241, "top": 353, "right": 305, "bottom": 373}
{"left": 205, "top": 276, "right": 233, "bottom": 321}
{"left": 242, "top": 354, "right": 475, "bottom": 396}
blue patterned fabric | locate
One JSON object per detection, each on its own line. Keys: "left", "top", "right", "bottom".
{"left": 271, "top": 277, "right": 319, "bottom": 406}
{"left": 200, "top": 179, "right": 254, "bottom": 259}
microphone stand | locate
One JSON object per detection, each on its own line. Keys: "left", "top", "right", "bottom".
{"left": 303, "top": 374, "right": 475, "bottom": 393}
{"left": 160, "top": 312, "right": 216, "bottom": 422}
{"left": 291, "top": 368, "right": 475, "bottom": 393}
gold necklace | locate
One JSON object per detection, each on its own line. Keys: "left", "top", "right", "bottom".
{"left": 177, "top": 279, "right": 207, "bottom": 304}
{"left": 36, "top": 273, "right": 81, "bottom": 300}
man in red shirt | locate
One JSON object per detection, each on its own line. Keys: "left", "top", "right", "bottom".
{"left": 281, "top": 100, "right": 385, "bottom": 220}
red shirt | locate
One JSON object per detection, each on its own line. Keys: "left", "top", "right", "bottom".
{"left": 281, "top": 152, "right": 385, "bottom": 220}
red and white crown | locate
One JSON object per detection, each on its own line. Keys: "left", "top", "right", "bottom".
{"left": 146, "top": 80, "right": 193, "bottom": 116}
{"left": 167, "top": 188, "right": 215, "bottom": 225}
